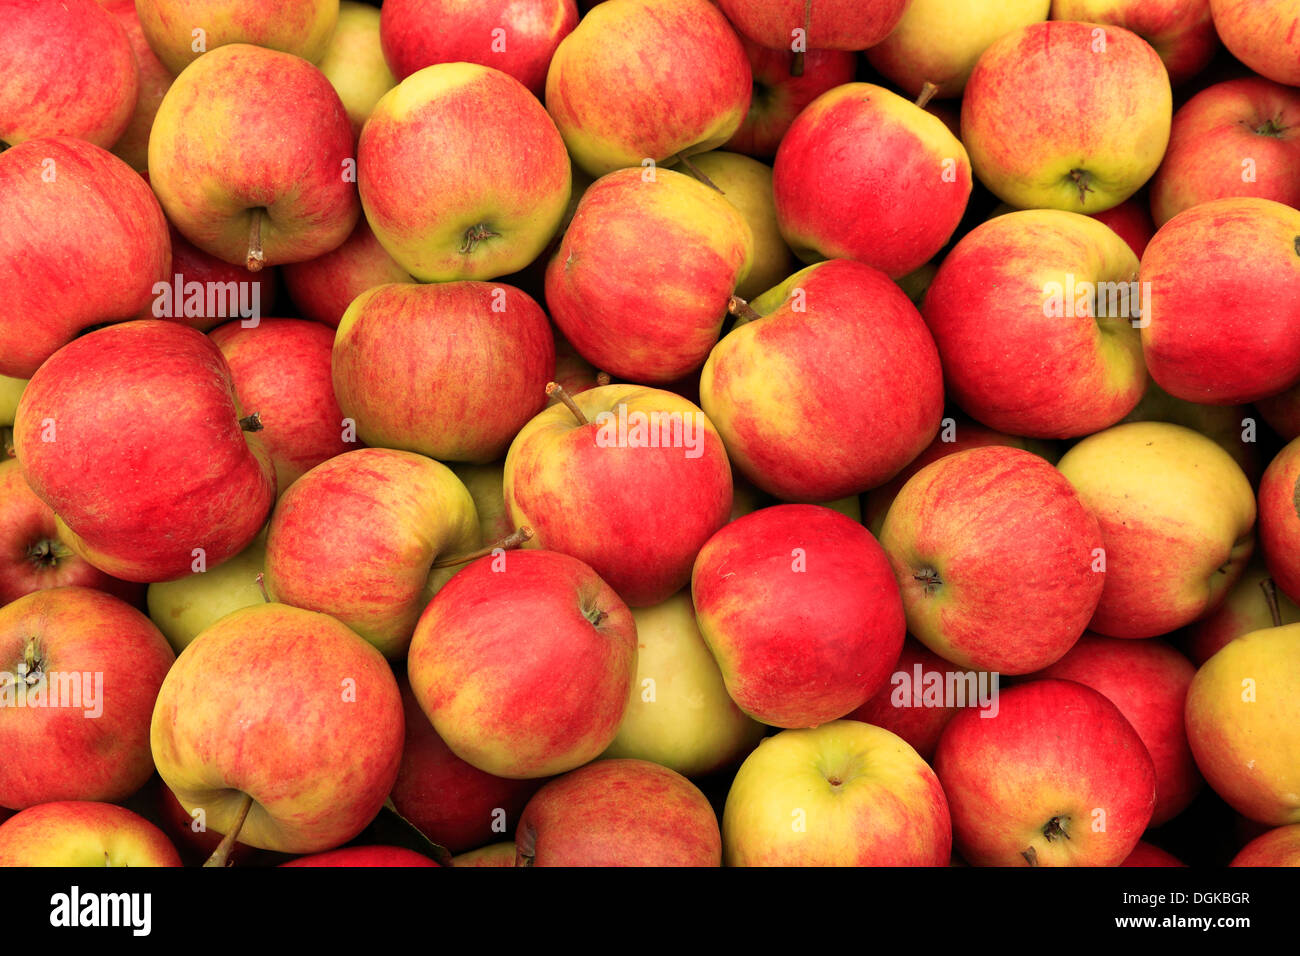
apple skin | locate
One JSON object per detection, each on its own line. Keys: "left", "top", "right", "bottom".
{"left": 390, "top": 678, "right": 545, "bottom": 853}
{"left": 0, "top": 138, "right": 172, "bottom": 379}
{"left": 1036, "top": 635, "right": 1202, "bottom": 825}
{"left": 264, "top": 448, "right": 480, "bottom": 659}
{"left": 715, "top": 0, "right": 909, "bottom": 50}
{"left": 702, "top": 259, "right": 945, "bottom": 503}
{"left": 1088, "top": 195, "right": 1156, "bottom": 257}
{"left": 0, "top": 0, "right": 137, "bottom": 149}
{"left": 134, "top": 0, "right": 339, "bottom": 74}
{"left": 161, "top": 221, "right": 279, "bottom": 330}
{"left": 14, "top": 321, "right": 276, "bottom": 583}
{"left": 1121, "top": 841, "right": 1186, "bottom": 866}
{"left": 0, "top": 377, "right": 26, "bottom": 427}
{"left": 1119, "top": 379, "right": 1260, "bottom": 482}
{"left": 1051, "top": 0, "right": 1218, "bottom": 86}
{"left": 281, "top": 846, "right": 440, "bottom": 867}
{"left": 723, "top": 721, "right": 951, "bottom": 867}
{"left": 1057, "top": 422, "right": 1255, "bottom": 639}
{"left": 922, "top": 209, "right": 1146, "bottom": 438}
{"left": 151, "top": 603, "right": 405, "bottom": 854}
{"left": 359, "top": 62, "right": 571, "bottom": 282}
{"left": 692, "top": 504, "right": 905, "bottom": 728}
{"left": 867, "top": 0, "right": 1051, "bottom": 98}
{"left": 774, "top": 83, "right": 972, "bottom": 279}
{"left": 450, "top": 463, "right": 514, "bottom": 547}
{"left": 516, "top": 758, "right": 721, "bottom": 866}
{"left": 0, "top": 588, "right": 174, "bottom": 810}
{"left": 145, "top": 533, "right": 265, "bottom": 654}
{"left": 1183, "top": 559, "right": 1300, "bottom": 666}
{"left": 544, "top": 0, "right": 751, "bottom": 178}
{"left": 1140, "top": 198, "right": 1300, "bottom": 405}
{"left": 846, "top": 638, "right": 971, "bottom": 762}
{"left": 504, "top": 384, "right": 732, "bottom": 608}
{"left": 1258, "top": 384, "right": 1300, "bottom": 440}
{"left": 0, "top": 801, "right": 182, "bottom": 867}
{"left": 101, "top": 0, "right": 175, "bottom": 172}
{"left": 1209, "top": 0, "right": 1300, "bottom": 86}
{"left": 334, "top": 282, "right": 555, "bottom": 463}
{"left": 154, "top": 782, "right": 258, "bottom": 865}
{"left": 1230, "top": 825, "right": 1300, "bottom": 866}
{"left": 317, "top": 1, "right": 398, "bottom": 141}
{"left": 452, "top": 842, "right": 516, "bottom": 867}
{"left": 1186, "top": 623, "right": 1300, "bottom": 825}
{"left": 723, "top": 37, "right": 856, "bottom": 160}
{"left": 961, "top": 21, "right": 1171, "bottom": 212}
{"left": 281, "top": 217, "right": 414, "bottom": 328}
{"left": 934, "top": 679, "right": 1156, "bottom": 866}
{"left": 380, "top": 0, "right": 578, "bottom": 98}
{"left": 545, "top": 167, "right": 753, "bottom": 384}
{"left": 1150, "top": 78, "right": 1300, "bottom": 228}
{"left": 601, "top": 589, "right": 766, "bottom": 777}
{"left": 151, "top": 44, "right": 360, "bottom": 270}
{"left": 880, "top": 446, "right": 1105, "bottom": 674}
{"left": 1258, "top": 438, "right": 1300, "bottom": 605}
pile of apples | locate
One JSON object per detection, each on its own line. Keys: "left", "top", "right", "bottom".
{"left": 1, "top": 0, "right": 1298, "bottom": 869}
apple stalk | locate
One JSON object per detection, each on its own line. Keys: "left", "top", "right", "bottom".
{"left": 203, "top": 793, "right": 254, "bottom": 868}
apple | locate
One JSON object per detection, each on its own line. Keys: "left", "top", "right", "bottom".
{"left": 0, "top": 0, "right": 137, "bottom": 149}
{"left": 1089, "top": 195, "right": 1157, "bottom": 257}
{"left": 880, "top": 446, "right": 1104, "bottom": 674}
{"left": 450, "top": 463, "right": 514, "bottom": 548}
{"left": 1183, "top": 560, "right": 1300, "bottom": 666}
{"left": 380, "top": 0, "right": 578, "bottom": 97}
{"left": 1119, "top": 379, "right": 1260, "bottom": 481}
{"left": 160, "top": 221, "right": 279, "bottom": 330}
{"left": 281, "top": 217, "right": 414, "bottom": 328}
{"left": 452, "top": 842, "right": 516, "bottom": 867}
{"left": 1121, "top": 841, "right": 1186, "bottom": 866}
{"left": 1186, "top": 623, "right": 1300, "bottom": 825}
{"left": 0, "top": 801, "right": 181, "bottom": 867}
{"left": 1141, "top": 198, "right": 1300, "bottom": 404}
{"left": 1209, "top": 0, "right": 1300, "bottom": 86}
{"left": 1057, "top": 422, "right": 1255, "bottom": 638}
{"left": 1051, "top": 0, "right": 1218, "bottom": 86}
{"left": 145, "top": 532, "right": 267, "bottom": 654}
{"left": 0, "top": 377, "right": 26, "bottom": 427}
{"left": 359, "top": 62, "right": 570, "bottom": 282}
{"left": 715, "top": 0, "right": 910, "bottom": 51}
{"left": 549, "top": 331, "right": 600, "bottom": 399}
{"left": 544, "top": 0, "right": 751, "bottom": 178}
{"left": 281, "top": 846, "right": 440, "bottom": 867}
{"left": 867, "top": 0, "right": 1051, "bottom": 98}
{"left": 154, "top": 782, "right": 259, "bottom": 866}
{"left": 14, "top": 321, "right": 275, "bottom": 583}
{"left": 264, "top": 448, "right": 480, "bottom": 658}
{"left": 922, "top": 209, "right": 1145, "bottom": 438}
{"left": 151, "top": 602, "right": 404, "bottom": 855}
{"left": 134, "top": 0, "right": 339, "bottom": 74}
{"left": 962, "top": 21, "right": 1171, "bottom": 212}
{"left": 1258, "top": 383, "right": 1300, "bottom": 440}
{"left": 101, "top": 0, "right": 175, "bottom": 172}
{"left": 0, "top": 138, "right": 172, "bottom": 379}
{"left": 1230, "top": 825, "right": 1300, "bottom": 866}
{"left": 504, "top": 383, "right": 732, "bottom": 608}
{"left": 516, "top": 758, "right": 721, "bottom": 866}
{"left": 935, "top": 679, "right": 1156, "bottom": 866}
{"left": 1258, "top": 437, "right": 1300, "bottom": 605}
{"left": 334, "top": 282, "right": 555, "bottom": 463}
{"left": 545, "top": 167, "right": 753, "bottom": 384}
{"left": 316, "top": 1, "right": 398, "bottom": 140}
{"left": 773, "top": 83, "right": 972, "bottom": 279}
{"left": 702, "top": 259, "right": 945, "bottom": 502}
{"left": 723, "top": 720, "right": 951, "bottom": 866}
{"left": 1150, "top": 78, "right": 1300, "bottom": 227}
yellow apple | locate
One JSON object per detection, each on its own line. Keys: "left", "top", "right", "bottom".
{"left": 0, "top": 375, "right": 26, "bottom": 427}
{"left": 146, "top": 532, "right": 268, "bottom": 654}
{"left": 316, "top": 1, "right": 397, "bottom": 140}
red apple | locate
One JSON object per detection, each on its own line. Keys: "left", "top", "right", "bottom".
{"left": 1229, "top": 824, "right": 1300, "bottom": 866}
{"left": 157, "top": 221, "right": 279, "bottom": 331}
{"left": 134, "top": 0, "right": 339, "bottom": 74}
{"left": 715, "top": 0, "right": 909, "bottom": 50}
{"left": 845, "top": 638, "right": 969, "bottom": 762}
{"left": 1258, "top": 437, "right": 1300, "bottom": 605}
{"left": 1051, "top": 0, "right": 1218, "bottom": 85}
{"left": 281, "top": 846, "right": 440, "bottom": 867}
{"left": 0, "top": 801, "right": 181, "bottom": 867}
{"left": 281, "top": 217, "right": 413, "bottom": 328}
{"left": 101, "top": 0, "right": 175, "bottom": 172}
{"left": 1089, "top": 195, "right": 1157, "bottom": 257}
{"left": 1209, "top": 0, "right": 1300, "bottom": 86}
{"left": 1121, "top": 841, "right": 1186, "bottom": 866}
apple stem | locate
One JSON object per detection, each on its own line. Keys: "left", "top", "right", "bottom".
{"left": 430, "top": 526, "right": 534, "bottom": 569}
{"left": 546, "top": 381, "right": 589, "bottom": 426}
{"left": 1021, "top": 846, "right": 1039, "bottom": 867}
{"left": 673, "top": 154, "right": 722, "bottom": 193}
{"left": 728, "top": 295, "right": 764, "bottom": 323}
{"left": 246, "top": 209, "right": 265, "bottom": 273}
{"left": 238, "top": 412, "right": 264, "bottom": 432}
{"left": 595, "top": 372, "right": 611, "bottom": 387}
{"left": 914, "top": 82, "right": 939, "bottom": 110}
{"left": 460, "top": 223, "right": 500, "bottom": 255}
{"left": 255, "top": 572, "right": 271, "bottom": 604}
{"left": 1261, "top": 578, "right": 1283, "bottom": 628}
{"left": 515, "top": 822, "right": 537, "bottom": 867}
{"left": 203, "top": 793, "right": 253, "bottom": 868}
{"left": 1069, "top": 169, "right": 1092, "bottom": 205}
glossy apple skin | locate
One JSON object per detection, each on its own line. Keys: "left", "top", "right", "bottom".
{"left": 381, "top": 0, "right": 577, "bottom": 97}
{"left": 1036, "top": 635, "right": 1201, "bottom": 825}
{"left": 545, "top": 167, "right": 753, "bottom": 384}
{"left": 1186, "top": 624, "right": 1300, "bottom": 826}
{"left": 1057, "top": 422, "right": 1255, "bottom": 639}
{"left": 281, "top": 217, "right": 413, "bottom": 328}
{"left": 0, "top": 801, "right": 181, "bottom": 867}
{"left": 281, "top": 846, "right": 440, "bottom": 867}
{"left": 774, "top": 83, "right": 972, "bottom": 278}
{"left": 151, "top": 603, "right": 405, "bottom": 854}
{"left": 846, "top": 638, "right": 969, "bottom": 762}
{"left": 14, "top": 321, "right": 275, "bottom": 583}
{"left": 0, "top": 138, "right": 172, "bottom": 379}
{"left": 702, "top": 259, "right": 944, "bottom": 502}
{"left": 334, "top": 282, "right": 555, "bottom": 463}
{"left": 935, "top": 679, "right": 1156, "bottom": 866}
{"left": 881, "top": 447, "right": 1105, "bottom": 674}
{"left": 390, "top": 678, "right": 545, "bottom": 853}
{"left": 545, "top": 0, "right": 751, "bottom": 178}
{"left": 0, "top": 460, "right": 143, "bottom": 606}
{"left": 1121, "top": 841, "right": 1186, "bottom": 866}
{"left": 924, "top": 210, "right": 1145, "bottom": 438}
{"left": 150, "top": 44, "right": 360, "bottom": 269}
{"left": 101, "top": 0, "right": 174, "bottom": 171}
{"left": 517, "top": 759, "right": 721, "bottom": 866}
{"left": 1209, "top": 0, "right": 1300, "bottom": 86}
{"left": 318, "top": 1, "right": 397, "bottom": 140}
{"left": 211, "top": 318, "right": 352, "bottom": 491}
{"left": 1150, "top": 79, "right": 1300, "bottom": 227}
{"left": 724, "top": 721, "right": 951, "bottom": 867}
{"left": 962, "top": 21, "right": 1171, "bottom": 212}
{"left": 1182, "top": 560, "right": 1300, "bottom": 666}
{"left": 161, "top": 222, "right": 279, "bottom": 330}
{"left": 1052, "top": 0, "right": 1217, "bottom": 85}
{"left": 0, "top": 0, "right": 137, "bottom": 148}
{"left": 1141, "top": 199, "right": 1300, "bottom": 405}
{"left": 452, "top": 841, "right": 516, "bottom": 866}
{"left": 135, "top": 0, "right": 339, "bottom": 74}
{"left": 504, "top": 384, "right": 732, "bottom": 608}
{"left": 715, "top": 0, "right": 909, "bottom": 50}
{"left": 1230, "top": 825, "right": 1300, "bottom": 866}
{"left": 692, "top": 505, "right": 905, "bottom": 728}
{"left": 264, "top": 448, "right": 480, "bottom": 659}
{"left": 359, "top": 63, "right": 571, "bottom": 282}
{"left": 0, "top": 588, "right": 174, "bottom": 809}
